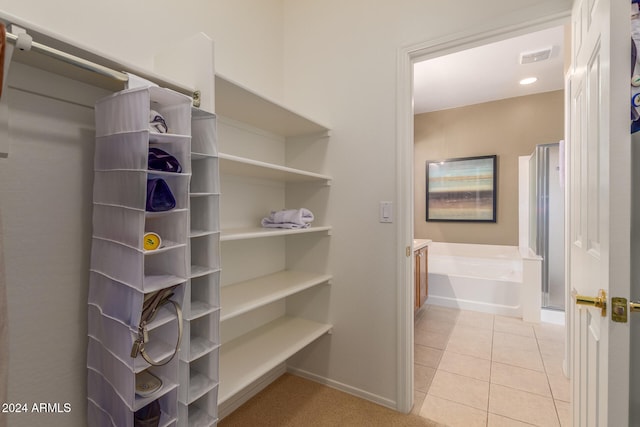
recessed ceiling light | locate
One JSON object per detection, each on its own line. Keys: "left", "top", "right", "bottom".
{"left": 520, "top": 77, "right": 538, "bottom": 85}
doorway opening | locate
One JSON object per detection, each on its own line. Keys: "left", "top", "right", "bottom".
{"left": 395, "top": 12, "right": 572, "bottom": 415}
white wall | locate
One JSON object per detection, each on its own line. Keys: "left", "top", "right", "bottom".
{"left": 282, "top": 0, "right": 571, "bottom": 407}
{"left": 0, "top": 0, "right": 285, "bottom": 101}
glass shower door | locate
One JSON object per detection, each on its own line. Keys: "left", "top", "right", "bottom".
{"left": 531, "top": 143, "right": 565, "bottom": 311}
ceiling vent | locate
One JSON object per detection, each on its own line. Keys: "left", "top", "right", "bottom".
{"left": 520, "top": 48, "right": 552, "bottom": 64}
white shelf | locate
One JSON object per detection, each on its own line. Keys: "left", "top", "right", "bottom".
{"left": 218, "top": 316, "right": 332, "bottom": 404}
{"left": 220, "top": 226, "right": 331, "bottom": 241}
{"left": 218, "top": 153, "right": 331, "bottom": 184}
{"left": 221, "top": 271, "right": 332, "bottom": 321}
{"left": 215, "top": 74, "right": 329, "bottom": 137}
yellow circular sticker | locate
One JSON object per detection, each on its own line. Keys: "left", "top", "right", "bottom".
{"left": 143, "top": 232, "right": 161, "bottom": 251}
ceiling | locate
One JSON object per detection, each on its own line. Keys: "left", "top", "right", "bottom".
{"left": 413, "top": 26, "right": 566, "bottom": 114}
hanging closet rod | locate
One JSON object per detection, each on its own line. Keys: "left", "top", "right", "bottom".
{"left": 6, "top": 31, "right": 129, "bottom": 83}
{"left": 5, "top": 29, "right": 201, "bottom": 106}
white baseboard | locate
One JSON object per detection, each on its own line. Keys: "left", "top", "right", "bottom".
{"left": 427, "top": 295, "right": 521, "bottom": 318}
{"left": 218, "top": 364, "right": 401, "bottom": 420}
{"left": 541, "top": 308, "right": 565, "bottom": 325}
{"left": 287, "top": 367, "right": 397, "bottom": 411}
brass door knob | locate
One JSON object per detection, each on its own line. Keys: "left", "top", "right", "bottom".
{"left": 573, "top": 289, "right": 607, "bottom": 317}
{"left": 630, "top": 301, "right": 640, "bottom": 312}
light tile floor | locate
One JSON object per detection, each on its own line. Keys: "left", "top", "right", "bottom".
{"left": 413, "top": 304, "right": 570, "bottom": 427}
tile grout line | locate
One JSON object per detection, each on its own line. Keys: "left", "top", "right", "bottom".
{"left": 426, "top": 311, "right": 494, "bottom": 425}
{"left": 486, "top": 314, "right": 494, "bottom": 427}
{"left": 534, "top": 325, "right": 564, "bottom": 427}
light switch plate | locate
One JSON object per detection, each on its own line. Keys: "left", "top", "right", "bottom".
{"left": 379, "top": 201, "right": 393, "bottom": 223}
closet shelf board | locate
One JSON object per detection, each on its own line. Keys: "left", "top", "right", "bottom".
{"left": 218, "top": 316, "right": 332, "bottom": 404}
{"left": 215, "top": 74, "right": 329, "bottom": 137}
{"left": 220, "top": 226, "right": 331, "bottom": 241}
{"left": 220, "top": 271, "right": 332, "bottom": 321}
{"left": 219, "top": 153, "right": 331, "bottom": 184}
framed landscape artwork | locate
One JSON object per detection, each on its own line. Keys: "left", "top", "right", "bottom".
{"left": 426, "top": 155, "right": 497, "bottom": 222}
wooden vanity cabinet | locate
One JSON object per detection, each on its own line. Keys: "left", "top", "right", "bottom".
{"left": 414, "top": 246, "right": 428, "bottom": 310}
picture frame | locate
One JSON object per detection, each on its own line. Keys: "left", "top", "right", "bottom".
{"left": 426, "top": 155, "right": 497, "bottom": 222}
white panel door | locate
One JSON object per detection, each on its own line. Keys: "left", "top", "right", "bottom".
{"left": 569, "top": 0, "right": 631, "bottom": 425}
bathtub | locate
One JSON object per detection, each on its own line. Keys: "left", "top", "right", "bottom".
{"left": 426, "top": 242, "right": 524, "bottom": 317}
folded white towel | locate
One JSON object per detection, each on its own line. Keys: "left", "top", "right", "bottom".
{"left": 261, "top": 222, "right": 309, "bottom": 229}
{"left": 261, "top": 208, "right": 314, "bottom": 229}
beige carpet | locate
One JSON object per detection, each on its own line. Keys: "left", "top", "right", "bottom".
{"left": 219, "top": 374, "right": 443, "bottom": 427}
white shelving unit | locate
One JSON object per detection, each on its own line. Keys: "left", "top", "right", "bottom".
{"left": 215, "top": 74, "right": 333, "bottom": 418}
{"left": 220, "top": 225, "right": 332, "bottom": 241}
{"left": 218, "top": 153, "right": 332, "bottom": 184}
{"left": 87, "top": 86, "right": 192, "bottom": 427}
{"left": 177, "top": 108, "right": 220, "bottom": 427}
{"left": 220, "top": 271, "right": 332, "bottom": 321}
{"left": 219, "top": 317, "right": 333, "bottom": 403}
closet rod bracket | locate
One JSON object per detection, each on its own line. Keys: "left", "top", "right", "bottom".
{"left": 192, "top": 90, "right": 201, "bottom": 108}
{"left": 12, "top": 26, "right": 32, "bottom": 51}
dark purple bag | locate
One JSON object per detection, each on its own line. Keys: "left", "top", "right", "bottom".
{"left": 146, "top": 177, "right": 176, "bottom": 212}
{"left": 134, "top": 399, "right": 161, "bottom": 427}
{"left": 148, "top": 148, "right": 182, "bottom": 173}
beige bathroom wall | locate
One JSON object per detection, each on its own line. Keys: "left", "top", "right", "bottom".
{"left": 414, "top": 90, "right": 564, "bottom": 246}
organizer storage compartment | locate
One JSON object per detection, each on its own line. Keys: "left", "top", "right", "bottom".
{"left": 88, "top": 86, "right": 218, "bottom": 427}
